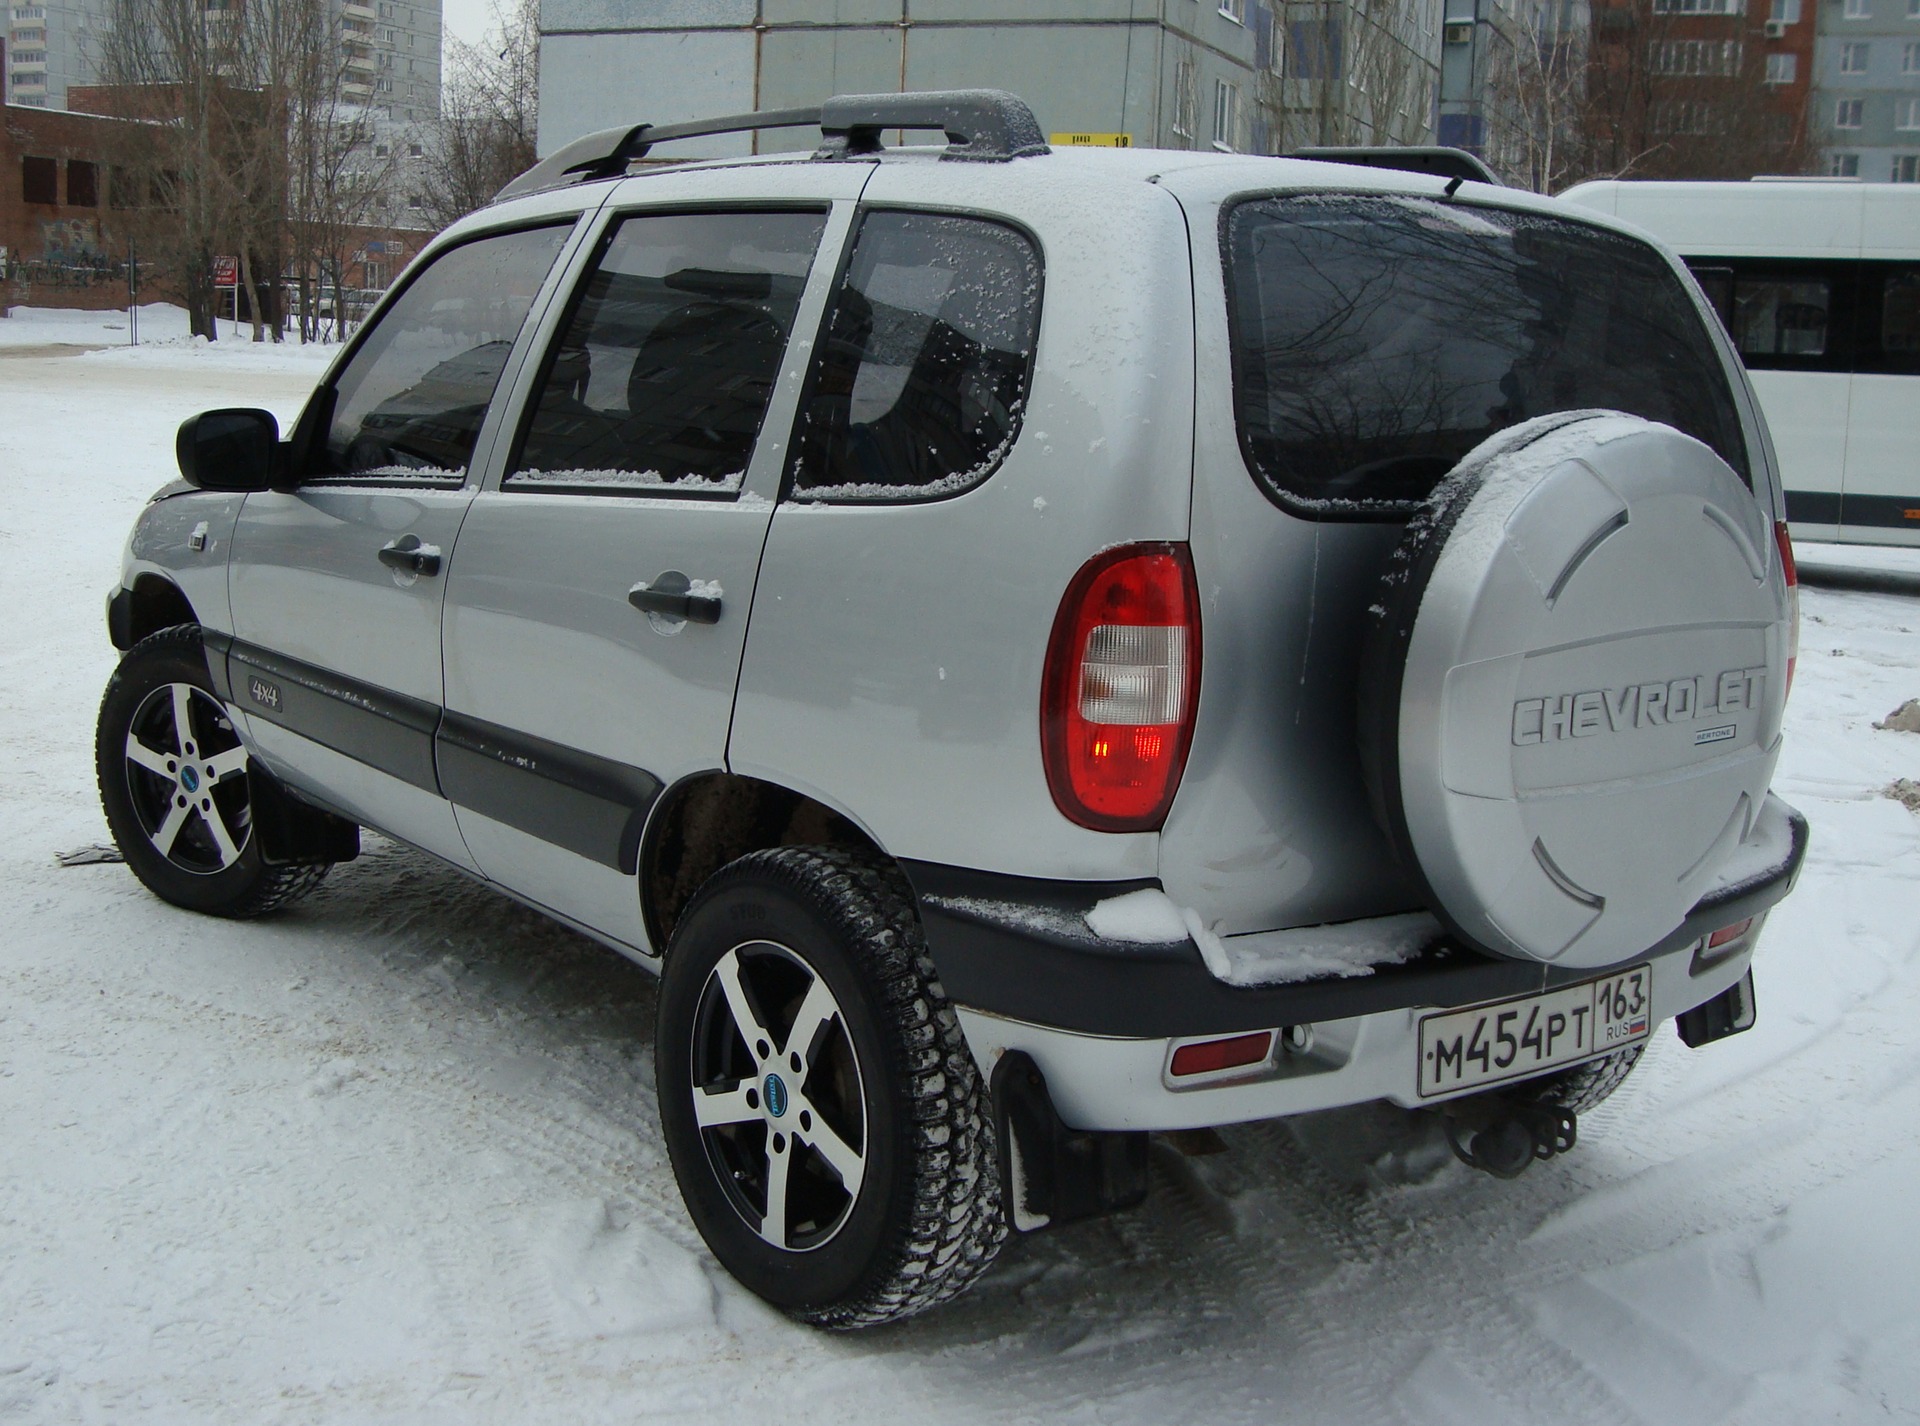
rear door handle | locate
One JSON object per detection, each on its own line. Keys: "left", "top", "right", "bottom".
{"left": 629, "top": 571, "right": 722, "bottom": 625}
{"left": 378, "top": 534, "right": 442, "bottom": 577}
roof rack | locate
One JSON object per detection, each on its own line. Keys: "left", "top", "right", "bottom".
{"left": 1287, "top": 146, "right": 1501, "bottom": 187}
{"left": 496, "top": 89, "right": 1050, "bottom": 204}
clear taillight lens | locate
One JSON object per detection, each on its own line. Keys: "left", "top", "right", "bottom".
{"left": 1042, "top": 544, "right": 1201, "bottom": 832}
{"left": 1776, "top": 520, "right": 1799, "bottom": 701}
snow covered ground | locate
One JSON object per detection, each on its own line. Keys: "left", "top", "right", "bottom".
{"left": 2, "top": 318, "right": 1917, "bottom": 1424}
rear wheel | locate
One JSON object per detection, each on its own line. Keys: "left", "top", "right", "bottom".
{"left": 96, "top": 625, "right": 329, "bottom": 917}
{"left": 656, "top": 846, "right": 1004, "bottom": 1327}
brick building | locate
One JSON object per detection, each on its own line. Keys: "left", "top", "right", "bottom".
{"left": 3, "top": 71, "right": 139, "bottom": 310}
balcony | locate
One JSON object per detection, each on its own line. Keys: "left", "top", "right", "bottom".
{"left": 341, "top": 1, "right": 374, "bottom": 18}
{"left": 344, "top": 51, "right": 376, "bottom": 73}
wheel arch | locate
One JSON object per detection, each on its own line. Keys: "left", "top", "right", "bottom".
{"left": 639, "top": 771, "right": 890, "bottom": 953}
{"left": 112, "top": 573, "right": 200, "bottom": 651}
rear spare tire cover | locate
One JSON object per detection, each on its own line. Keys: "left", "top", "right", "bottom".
{"left": 1359, "top": 411, "right": 1791, "bottom": 970}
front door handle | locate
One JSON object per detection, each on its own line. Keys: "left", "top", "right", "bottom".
{"left": 378, "top": 534, "right": 442, "bottom": 577}
{"left": 628, "top": 571, "right": 722, "bottom": 625}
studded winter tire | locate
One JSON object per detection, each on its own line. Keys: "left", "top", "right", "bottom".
{"left": 96, "top": 625, "right": 330, "bottom": 917}
{"left": 656, "top": 846, "right": 1005, "bottom": 1328}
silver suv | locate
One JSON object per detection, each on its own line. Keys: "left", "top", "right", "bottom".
{"left": 96, "top": 92, "right": 1806, "bottom": 1327}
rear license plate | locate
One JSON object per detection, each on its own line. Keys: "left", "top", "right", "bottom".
{"left": 1417, "top": 966, "right": 1651, "bottom": 1099}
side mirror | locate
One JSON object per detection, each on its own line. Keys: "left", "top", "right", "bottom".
{"left": 176, "top": 408, "right": 280, "bottom": 492}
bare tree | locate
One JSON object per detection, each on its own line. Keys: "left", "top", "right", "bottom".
{"left": 1483, "top": 0, "right": 1594, "bottom": 191}
{"left": 417, "top": 0, "right": 539, "bottom": 229}
{"left": 1261, "top": 0, "right": 1439, "bottom": 153}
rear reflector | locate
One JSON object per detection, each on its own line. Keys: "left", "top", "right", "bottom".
{"left": 1042, "top": 544, "right": 1202, "bottom": 832}
{"left": 1707, "top": 917, "right": 1754, "bottom": 949}
{"left": 1169, "top": 1031, "right": 1274, "bottom": 1078}
{"left": 1775, "top": 520, "right": 1798, "bottom": 700}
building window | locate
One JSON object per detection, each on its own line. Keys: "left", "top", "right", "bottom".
{"left": 409, "top": 141, "right": 422, "bottom": 157}
{"left": 1828, "top": 151, "right": 1861, "bottom": 175}
{"left": 1895, "top": 154, "right": 1920, "bottom": 181}
{"left": 66, "top": 160, "right": 98, "bottom": 207}
{"left": 1766, "top": 52, "right": 1798, "bottom": 82}
{"left": 1220, "top": 0, "right": 1245, "bottom": 20}
{"left": 1836, "top": 97, "right": 1865, "bottom": 127}
{"left": 1844, "top": 0, "right": 1870, "bottom": 16}
{"left": 21, "top": 154, "right": 56, "bottom": 204}
{"left": 1841, "top": 41, "right": 1870, "bottom": 72}
{"left": 1899, "top": 96, "right": 1920, "bottom": 128}
{"left": 1650, "top": 40, "right": 1743, "bottom": 75}
{"left": 374, "top": 142, "right": 389, "bottom": 157}
{"left": 1173, "top": 59, "right": 1197, "bottom": 140}
{"left": 1213, "top": 77, "right": 1239, "bottom": 150}
{"left": 12, "top": 48, "right": 45, "bottom": 62}
{"left": 1905, "top": 39, "right": 1920, "bottom": 69}
{"left": 1653, "top": 0, "right": 1739, "bottom": 12}
{"left": 1769, "top": 0, "right": 1802, "bottom": 19}
{"left": 407, "top": 193, "right": 423, "bottom": 209}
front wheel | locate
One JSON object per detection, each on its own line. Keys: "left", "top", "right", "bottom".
{"left": 96, "top": 625, "right": 329, "bottom": 917}
{"left": 656, "top": 847, "right": 1005, "bottom": 1328}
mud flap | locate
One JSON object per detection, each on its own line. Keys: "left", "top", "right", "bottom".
{"left": 1676, "top": 970, "right": 1757, "bottom": 1048}
{"left": 990, "top": 1051, "right": 1148, "bottom": 1232}
{"left": 248, "top": 765, "right": 361, "bottom": 867}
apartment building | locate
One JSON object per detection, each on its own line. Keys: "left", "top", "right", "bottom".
{"left": 1814, "top": 0, "right": 1920, "bottom": 179}
{"left": 536, "top": 0, "right": 1321, "bottom": 161}
{"left": 6, "top": 0, "right": 439, "bottom": 118}
{"left": 6, "top": 0, "right": 109, "bottom": 108}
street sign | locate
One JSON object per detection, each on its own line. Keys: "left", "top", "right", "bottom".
{"left": 212, "top": 255, "right": 239, "bottom": 286}
{"left": 1050, "top": 132, "right": 1133, "bottom": 148}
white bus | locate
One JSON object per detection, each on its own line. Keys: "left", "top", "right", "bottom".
{"left": 1562, "top": 179, "right": 1920, "bottom": 548}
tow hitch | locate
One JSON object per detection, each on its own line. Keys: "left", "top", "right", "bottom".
{"left": 1439, "top": 1095, "right": 1578, "bottom": 1179}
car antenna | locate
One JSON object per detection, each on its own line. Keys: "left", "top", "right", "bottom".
{"left": 1443, "top": 175, "right": 1465, "bottom": 200}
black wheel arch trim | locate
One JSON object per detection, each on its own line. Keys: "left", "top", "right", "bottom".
{"left": 899, "top": 805, "right": 1807, "bottom": 1040}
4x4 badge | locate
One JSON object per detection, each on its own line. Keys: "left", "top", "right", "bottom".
{"left": 248, "top": 676, "right": 281, "bottom": 712}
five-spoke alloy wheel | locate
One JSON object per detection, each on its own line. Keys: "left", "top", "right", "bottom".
{"left": 657, "top": 847, "right": 1005, "bottom": 1327}
{"left": 96, "top": 625, "right": 331, "bottom": 917}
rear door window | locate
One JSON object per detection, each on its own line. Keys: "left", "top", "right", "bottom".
{"left": 787, "top": 210, "right": 1041, "bottom": 502}
{"left": 508, "top": 209, "right": 827, "bottom": 494}
{"left": 1225, "top": 195, "right": 1750, "bottom": 514}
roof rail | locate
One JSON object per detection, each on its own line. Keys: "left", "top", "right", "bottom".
{"left": 495, "top": 88, "right": 1049, "bottom": 204}
{"left": 1287, "top": 146, "right": 1501, "bottom": 187}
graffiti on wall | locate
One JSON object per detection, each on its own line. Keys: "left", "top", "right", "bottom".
{"left": 4, "top": 217, "right": 121, "bottom": 288}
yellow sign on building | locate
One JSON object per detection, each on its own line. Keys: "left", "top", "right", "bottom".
{"left": 1049, "top": 132, "right": 1133, "bottom": 148}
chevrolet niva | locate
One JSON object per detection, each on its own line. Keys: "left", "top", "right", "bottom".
{"left": 97, "top": 92, "right": 1804, "bottom": 1327}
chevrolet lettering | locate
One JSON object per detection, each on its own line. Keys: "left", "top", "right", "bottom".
{"left": 1511, "top": 666, "right": 1767, "bottom": 746}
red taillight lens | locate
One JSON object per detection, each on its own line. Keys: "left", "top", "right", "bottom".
{"left": 1776, "top": 520, "right": 1799, "bottom": 701}
{"left": 1169, "top": 1031, "right": 1273, "bottom": 1078}
{"left": 1042, "top": 543, "right": 1202, "bottom": 832}
{"left": 1708, "top": 917, "right": 1754, "bottom": 949}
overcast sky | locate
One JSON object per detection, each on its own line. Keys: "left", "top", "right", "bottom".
{"left": 440, "top": 0, "right": 496, "bottom": 53}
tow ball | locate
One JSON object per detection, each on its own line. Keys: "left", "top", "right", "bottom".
{"left": 1437, "top": 1095, "right": 1578, "bottom": 1179}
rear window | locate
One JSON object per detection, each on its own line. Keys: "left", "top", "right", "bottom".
{"left": 1225, "top": 195, "right": 1750, "bottom": 514}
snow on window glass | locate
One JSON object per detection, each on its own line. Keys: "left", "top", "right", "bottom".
{"left": 1225, "top": 194, "right": 1750, "bottom": 513}
{"left": 508, "top": 210, "right": 826, "bottom": 496}
{"left": 788, "top": 211, "right": 1041, "bottom": 503}
{"left": 315, "top": 224, "right": 569, "bottom": 484}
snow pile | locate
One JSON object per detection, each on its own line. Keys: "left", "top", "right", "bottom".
{"left": 1873, "top": 697, "right": 1920, "bottom": 733}
{"left": 1217, "top": 912, "right": 1440, "bottom": 987}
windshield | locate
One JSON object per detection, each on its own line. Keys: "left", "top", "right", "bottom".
{"left": 1225, "top": 194, "right": 1749, "bottom": 513}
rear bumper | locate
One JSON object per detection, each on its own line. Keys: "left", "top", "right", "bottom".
{"left": 904, "top": 793, "right": 1806, "bottom": 1131}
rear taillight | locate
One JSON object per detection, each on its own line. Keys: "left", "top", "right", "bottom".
{"left": 1775, "top": 520, "right": 1799, "bottom": 701}
{"left": 1042, "top": 543, "right": 1201, "bottom": 832}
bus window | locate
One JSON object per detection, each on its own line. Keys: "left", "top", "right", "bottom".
{"left": 1733, "top": 277, "right": 1830, "bottom": 359}
{"left": 1883, "top": 270, "right": 1919, "bottom": 354}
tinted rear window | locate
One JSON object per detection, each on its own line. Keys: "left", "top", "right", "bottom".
{"left": 1225, "top": 195, "right": 1749, "bottom": 513}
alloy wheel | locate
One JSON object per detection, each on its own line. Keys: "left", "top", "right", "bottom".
{"left": 688, "top": 941, "right": 868, "bottom": 1252}
{"left": 122, "top": 681, "right": 252, "bottom": 875}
